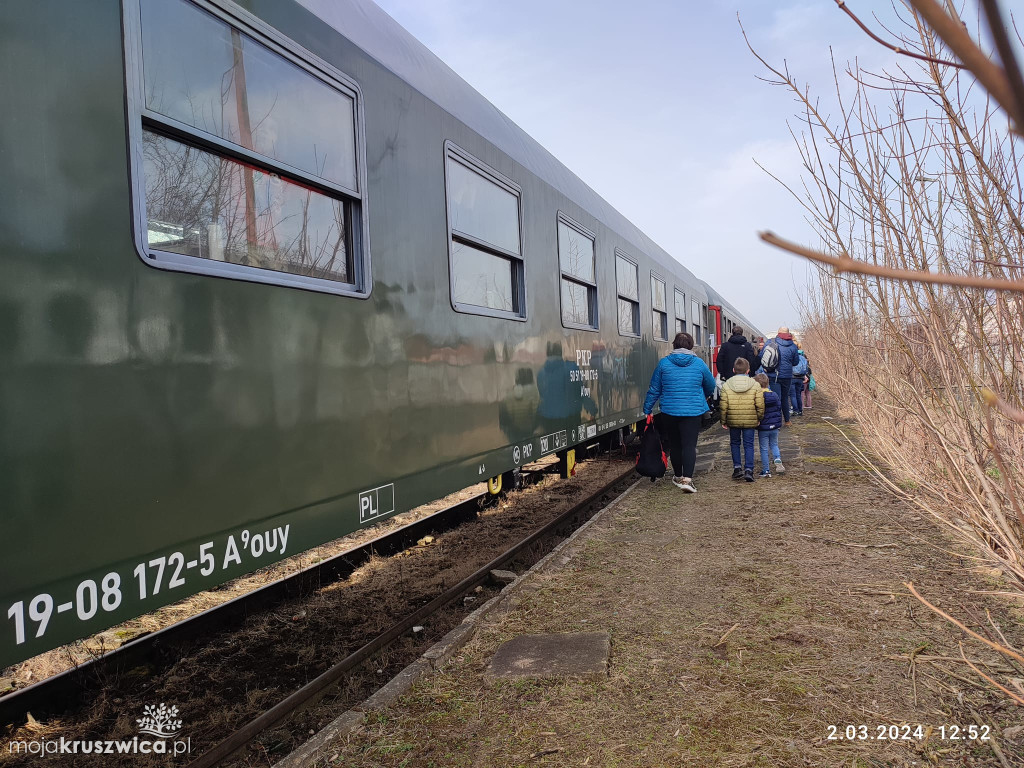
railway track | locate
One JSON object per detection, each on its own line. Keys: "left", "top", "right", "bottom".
{"left": 0, "top": 468, "right": 555, "bottom": 728}
{"left": 1, "top": 445, "right": 645, "bottom": 767}
{"left": 187, "top": 461, "right": 640, "bottom": 768}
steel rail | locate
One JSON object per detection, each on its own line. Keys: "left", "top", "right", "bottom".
{"left": 0, "top": 470, "right": 548, "bottom": 726}
{"left": 186, "top": 464, "right": 639, "bottom": 768}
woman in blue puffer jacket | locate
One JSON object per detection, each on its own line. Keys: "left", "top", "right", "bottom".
{"left": 643, "top": 332, "right": 716, "bottom": 493}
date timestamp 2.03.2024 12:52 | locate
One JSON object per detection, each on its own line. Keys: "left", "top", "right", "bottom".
{"left": 827, "top": 724, "right": 991, "bottom": 742}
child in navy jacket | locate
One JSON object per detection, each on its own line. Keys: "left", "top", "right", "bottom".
{"left": 754, "top": 373, "right": 785, "bottom": 476}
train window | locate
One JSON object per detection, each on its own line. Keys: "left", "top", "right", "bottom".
{"left": 124, "top": 0, "right": 370, "bottom": 296}
{"left": 451, "top": 242, "right": 516, "bottom": 312}
{"left": 143, "top": 134, "right": 352, "bottom": 282}
{"left": 445, "top": 145, "right": 525, "bottom": 318}
{"left": 447, "top": 158, "right": 522, "bottom": 255}
{"left": 674, "top": 289, "right": 686, "bottom": 334}
{"left": 691, "top": 299, "right": 702, "bottom": 346}
{"left": 615, "top": 252, "right": 640, "bottom": 337}
{"left": 557, "top": 215, "right": 598, "bottom": 330}
{"left": 651, "top": 275, "right": 668, "bottom": 341}
{"left": 141, "top": 0, "right": 357, "bottom": 190}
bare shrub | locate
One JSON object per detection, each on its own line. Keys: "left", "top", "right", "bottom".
{"left": 746, "top": 1, "right": 1024, "bottom": 700}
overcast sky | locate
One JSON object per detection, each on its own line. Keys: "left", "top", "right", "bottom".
{"left": 370, "top": 0, "right": 910, "bottom": 334}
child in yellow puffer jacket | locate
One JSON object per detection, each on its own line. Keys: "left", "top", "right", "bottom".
{"left": 719, "top": 358, "right": 765, "bottom": 482}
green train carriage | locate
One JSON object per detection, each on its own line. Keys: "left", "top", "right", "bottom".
{"left": 0, "top": 0, "right": 761, "bottom": 667}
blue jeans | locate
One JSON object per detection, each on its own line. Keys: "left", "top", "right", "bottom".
{"left": 759, "top": 429, "right": 781, "bottom": 470}
{"left": 730, "top": 427, "right": 755, "bottom": 470}
{"left": 790, "top": 379, "right": 804, "bottom": 414}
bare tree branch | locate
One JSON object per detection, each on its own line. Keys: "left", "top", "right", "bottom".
{"left": 905, "top": 0, "right": 1024, "bottom": 128}
{"left": 834, "top": 0, "right": 964, "bottom": 69}
{"left": 759, "top": 230, "right": 1024, "bottom": 292}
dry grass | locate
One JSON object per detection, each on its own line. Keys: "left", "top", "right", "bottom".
{"left": 327, "top": 399, "right": 1024, "bottom": 767}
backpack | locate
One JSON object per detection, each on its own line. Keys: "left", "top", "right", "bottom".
{"left": 761, "top": 341, "right": 780, "bottom": 373}
{"left": 635, "top": 416, "right": 667, "bottom": 481}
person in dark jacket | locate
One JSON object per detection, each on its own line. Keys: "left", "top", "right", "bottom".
{"left": 759, "top": 326, "right": 801, "bottom": 425}
{"left": 754, "top": 373, "right": 785, "bottom": 476}
{"left": 715, "top": 326, "right": 757, "bottom": 381}
{"left": 790, "top": 348, "right": 808, "bottom": 416}
{"left": 643, "top": 332, "right": 716, "bottom": 493}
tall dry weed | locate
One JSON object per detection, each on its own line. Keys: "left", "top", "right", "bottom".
{"left": 748, "top": 2, "right": 1024, "bottom": 701}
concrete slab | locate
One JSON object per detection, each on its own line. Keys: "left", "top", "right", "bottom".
{"left": 421, "top": 622, "right": 476, "bottom": 668}
{"left": 485, "top": 632, "right": 610, "bottom": 681}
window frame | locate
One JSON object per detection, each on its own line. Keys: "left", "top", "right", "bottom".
{"left": 122, "top": 0, "right": 371, "bottom": 298}
{"left": 651, "top": 272, "right": 668, "bottom": 342}
{"left": 443, "top": 142, "right": 526, "bottom": 321}
{"left": 614, "top": 250, "right": 640, "bottom": 338}
{"left": 691, "top": 299, "right": 702, "bottom": 346}
{"left": 556, "top": 212, "right": 599, "bottom": 332}
{"left": 674, "top": 288, "right": 686, "bottom": 335}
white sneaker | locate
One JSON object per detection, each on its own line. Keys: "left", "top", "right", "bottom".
{"left": 774, "top": 460, "right": 786, "bottom": 474}
{"left": 678, "top": 477, "right": 696, "bottom": 493}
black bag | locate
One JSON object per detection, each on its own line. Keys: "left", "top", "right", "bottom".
{"left": 635, "top": 416, "right": 668, "bottom": 482}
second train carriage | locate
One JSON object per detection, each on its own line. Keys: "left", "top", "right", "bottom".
{"left": 0, "top": 0, "right": 761, "bottom": 666}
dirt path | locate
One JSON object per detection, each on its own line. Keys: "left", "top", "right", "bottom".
{"left": 332, "top": 398, "right": 1024, "bottom": 767}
